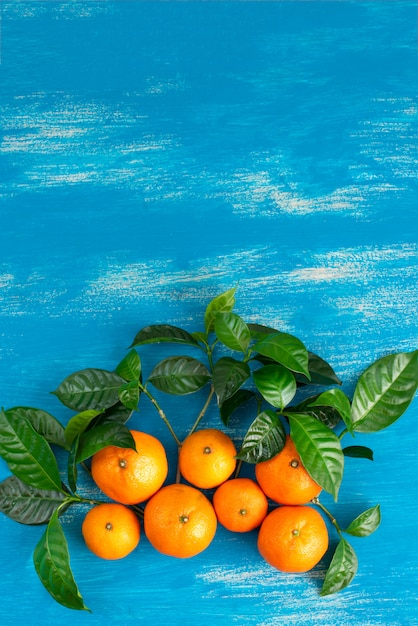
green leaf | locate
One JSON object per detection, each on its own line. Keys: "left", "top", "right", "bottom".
{"left": 67, "top": 440, "right": 78, "bottom": 494}
{"left": 287, "top": 413, "right": 344, "bottom": 501}
{"left": 343, "top": 445, "right": 374, "bottom": 461}
{"left": 287, "top": 398, "right": 342, "bottom": 429}
{"left": 247, "top": 323, "right": 278, "bottom": 342}
{"left": 253, "top": 364, "right": 297, "bottom": 410}
{"left": 212, "top": 357, "right": 251, "bottom": 406}
{"left": 296, "top": 352, "right": 342, "bottom": 386}
{"left": 344, "top": 504, "right": 381, "bottom": 537}
{"left": 214, "top": 312, "right": 251, "bottom": 353}
{"left": 308, "top": 388, "right": 352, "bottom": 431}
{"left": 97, "top": 402, "right": 133, "bottom": 426}
{"left": 0, "top": 410, "right": 64, "bottom": 493}
{"left": 52, "top": 368, "right": 126, "bottom": 412}
{"left": 118, "top": 381, "right": 140, "bottom": 411}
{"left": 253, "top": 332, "right": 310, "bottom": 379}
{"left": 351, "top": 351, "right": 418, "bottom": 433}
{"left": 64, "top": 410, "right": 104, "bottom": 446}
{"left": 236, "top": 410, "right": 286, "bottom": 463}
{"left": 0, "top": 476, "right": 67, "bottom": 525}
{"left": 131, "top": 324, "right": 200, "bottom": 349}
{"left": 219, "top": 389, "right": 256, "bottom": 426}
{"left": 148, "top": 356, "right": 211, "bottom": 395}
{"left": 115, "top": 349, "right": 142, "bottom": 381}
{"left": 204, "top": 287, "right": 237, "bottom": 333}
{"left": 33, "top": 510, "right": 89, "bottom": 611}
{"left": 5, "top": 407, "right": 68, "bottom": 450}
{"left": 320, "top": 538, "right": 358, "bottom": 596}
{"left": 76, "top": 423, "right": 136, "bottom": 463}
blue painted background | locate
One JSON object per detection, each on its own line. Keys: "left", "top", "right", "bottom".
{"left": 1, "top": 2, "right": 417, "bottom": 624}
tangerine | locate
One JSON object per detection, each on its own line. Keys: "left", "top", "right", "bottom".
{"left": 82, "top": 503, "right": 140, "bottom": 560}
{"left": 178, "top": 428, "right": 237, "bottom": 489}
{"left": 213, "top": 477, "right": 268, "bottom": 532}
{"left": 255, "top": 435, "right": 321, "bottom": 505}
{"left": 144, "top": 483, "right": 217, "bottom": 558}
{"left": 91, "top": 430, "right": 168, "bottom": 505}
{"left": 257, "top": 505, "right": 328, "bottom": 572}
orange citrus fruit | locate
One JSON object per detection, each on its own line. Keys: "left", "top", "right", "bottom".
{"left": 144, "top": 483, "right": 217, "bottom": 558}
{"left": 82, "top": 503, "right": 140, "bottom": 560}
{"left": 91, "top": 430, "right": 168, "bottom": 505}
{"left": 213, "top": 477, "right": 268, "bottom": 532}
{"left": 255, "top": 435, "right": 321, "bottom": 505}
{"left": 257, "top": 505, "right": 328, "bottom": 572}
{"left": 178, "top": 428, "right": 237, "bottom": 489}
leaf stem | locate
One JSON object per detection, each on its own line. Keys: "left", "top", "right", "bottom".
{"left": 139, "top": 384, "right": 182, "bottom": 447}
{"left": 312, "top": 497, "right": 343, "bottom": 537}
{"left": 187, "top": 385, "right": 215, "bottom": 437}
{"left": 338, "top": 428, "right": 349, "bottom": 441}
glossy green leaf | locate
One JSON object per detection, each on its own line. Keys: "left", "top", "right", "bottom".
{"left": 33, "top": 510, "right": 89, "bottom": 611}
{"left": 247, "top": 323, "right": 278, "bottom": 342}
{"left": 131, "top": 324, "right": 200, "bottom": 348}
{"left": 212, "top": 357, "right": 251, "bottom": 406}
{"left": 320, "top": 538, "right": 358, "bottom": 596}
{"left": 204, "top": 287, "right": 236, "bottom": 333}
{"left": 287, "top": 398, "right": 342, "bottom": 429}
{"left": 0, "top": 410, "right": 64, "bottom": 493}
{"left": 296, "top": 352, "right": 342, "bottom": 386}
{"left": 67, "top": 440, "right": 78, "bottom": 494}
{"left": 0, "top": 476, "right": 67, "bottom": 525}
{"left": 52, "top": 368, "right": 126, "bottom": 412}
{"left": 344, "top": 504, "right": 381, "bottom": 537}
{"left": 343, "top": 445, "right": 374, "bottom": 461}
{"left": 97, "top": 402, "right": 134, "bottom": 426}
{"left": 118, "top": 381, "right": 140, "bottom": 411}
{"left": 288, "top": 412, "right": 344, "bottom": 500}
{"left": 148, "top": 356, "right": 211, "bottom": 395}
{"left": 236, "top": 410, "right": 286, "bottom": 463}
{"left": 115, "top": 349, "right": 142, "bottom": 381}
{"left": 253, "top": 332, "right": 310, "bottom": 379}
{"left": 64, "top": 410, "right": 103, "bottom": 446}
{"left": 351, "top": 351, "right": 418, "bottom": 433}
{"left": 76, "top": 423, "right": 136, "bottom": 463}
{"left": 309, "top": 388, "right": 352, "bottom": 431}
{"left": 5, "top": 406, "right": 68, "bottom": 450}
{"left": 214, "top": 312, "right": 251, "bottom": 353}
{"left": 253, "top": 364, "right": 297, "bottom": 410}
{"left": 219, "top": 389, "right": 256, "bottom": 426}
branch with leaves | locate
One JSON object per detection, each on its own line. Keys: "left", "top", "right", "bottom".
{"left": 1, "top": 287, "right": 417, "bottom": 611}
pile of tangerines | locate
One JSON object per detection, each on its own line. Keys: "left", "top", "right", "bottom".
{"left": 82, "top": 427, "right": 328, "bottom": 574}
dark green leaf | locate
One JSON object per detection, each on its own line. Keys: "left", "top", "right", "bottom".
{"left": 52, "top": 368, "right": 126, "bottom": 412}
{"left": 287, "top": 413, "right": 344, "bottom": 501}
{"left": 115, "top": 349, "right": 142, "bottom": 381}
{"left": 76, "top": 423, "right": 136, "bottom": 463}
{"left": 308, "top": 388, "right": 352, "bottom": 431}
{"left": 253, "top": 364, "right": 297, "bottom": 410}
{"left": 287, "top": 398, "right": 342, "bottom": 429}
{"left": 214, "top": 312, "right": 251, "bottom": 353}
{"left": 0, "top": 476, "right": 67, "bottom": 525}
{"left": 296, "top": 352, "right": 342, "bottom": 386}
{"left": 131, "top": 324, "right": 200, "bottom": 348}
{"left": 33, "top": 510, "right": 89, "bottom": 611}
{"left": 247, "top": 323, "right": 278, "bottom": 342}
{"left": 148, "top": 356, "right": 211, "bottom": 395}
{"left": 320, "top": 538, "right": 358, "bottom": 596}
{"left": 212, "top": 357, "right": 251, "bottom": 406}
{"left": 351, "top": 351, "right": 418, "bottom": 433}
{"left": 343, "top": 445, "right": 374, "bottom": 461}
{"left": 0, "top": 410, "right": 64, "bottom": 492}
{"left": 219, "top": 389, "right": 256, "bottom": 426}
{"left": 204, "top": 287, "right": 236, "bottom": 333}
{"left": 67, "top": 440, "right": 78, "bottom": 494}
{"left": 97, "top": 402, "right": 133, "bottom": 426}
{"left": 118, "top": 381, "right": 140, "bottom": 411}
{"left": 64, "top": 410, "right": 103, "bottom": 446}
{"left": 5, "top": 407, "right": 68, "bottom": 450}
{"left": 344, "top": 504, "right": 381, "bottom": 537}
{"left": 236, "top": 411, "right": 286, "bottom": 463}
{"left": 253, "top": 332, "right": 310, "bottom": 379}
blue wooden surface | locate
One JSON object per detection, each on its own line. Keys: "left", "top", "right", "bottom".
{"left": 1, "top": 1, "right": 418, "bottom": 624}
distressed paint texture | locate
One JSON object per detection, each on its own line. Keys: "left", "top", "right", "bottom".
{"left": 1, "top": 2, "right": 417, "bottom": 625}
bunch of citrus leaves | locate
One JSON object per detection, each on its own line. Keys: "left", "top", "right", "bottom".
{"left": 0, "top": 287, "right": 417, "bottom": 612}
